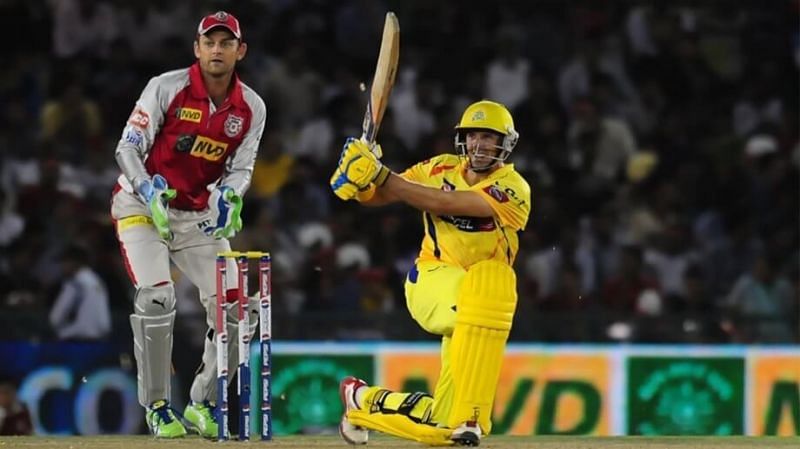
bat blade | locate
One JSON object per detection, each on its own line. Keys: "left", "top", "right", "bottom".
{"left": 361, "top": 12, "right": 400, "bottom": 151}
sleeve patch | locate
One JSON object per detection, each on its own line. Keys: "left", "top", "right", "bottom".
{"left": 483, "top": 184, "right": 509, "bottom": 203}
{"left": 127, "top": 106, "right": 150, "bottom": 129}
{"left": 123, "top": 127, "right": 144, "bottom": 146}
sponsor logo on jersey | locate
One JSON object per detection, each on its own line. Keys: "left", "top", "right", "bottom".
{"left": 483, "top": 184, "right": 509, "bottom": 203}
{"left": 224, "top": 114, "right": 244, "bottom": 137}
{"left": 176, "top": 107, "right": 202, "bottom": 123}
{"left": 190, "top": 135, "right": 228, "bottom": 161}
{"left": 128, "top": 106, "right": 150, "bottom": 129}
{"left": 440, "top": 214, "right": 496, "bottom": 232}
{"left": 175, "top": 134, "right": 195, "bottom": 152}
{"left": 123, "top": 127, "right": 143, "bottom": 147}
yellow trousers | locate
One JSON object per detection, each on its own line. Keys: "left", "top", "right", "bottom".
{"left": 404, "top": 260, "right": 466, "bottom": 425}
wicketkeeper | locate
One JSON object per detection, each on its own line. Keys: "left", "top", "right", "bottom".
{"left": 111, "top": 11, "right": 266, "bottom": 438}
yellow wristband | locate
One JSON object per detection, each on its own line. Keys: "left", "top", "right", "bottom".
{"left": 373, "top": 165, "right": 391, "bottom": 187}
{"left": 355, "top": 184, "right": 377, "bottom": 202}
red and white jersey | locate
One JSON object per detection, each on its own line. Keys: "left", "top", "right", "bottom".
{"left": 115, "top": 62, "right": 266, "bottom": 211}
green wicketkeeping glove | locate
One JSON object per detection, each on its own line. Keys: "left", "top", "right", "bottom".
{"left": 137, "top": 174, "right": 177, "bottom": 240}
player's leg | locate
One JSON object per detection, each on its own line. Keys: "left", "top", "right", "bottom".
{"left": 338, "top": 261, "right": 464, "bottom": 444}
{"left": 405, "top": 261, "right": 463, "bottom": 426}
{"left": 341, "top": 376, "right": 453, "bottom": 446}
{"left": 113, "top": 190, "right": 186, "bottom": 438}
{"left": 447, "top": 260, "right": 518, "bottom": 445}
{"left": 170, "top": 237, "right": 257, "bottom": 438}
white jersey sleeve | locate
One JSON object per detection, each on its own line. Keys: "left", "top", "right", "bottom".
{"left": 114, "top": 69, "right": 189, "bottom": 193}
{"left": 219, "top": 83, "right": 266, "bottom": 197}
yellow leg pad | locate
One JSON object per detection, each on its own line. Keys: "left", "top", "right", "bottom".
{"left": 447, "top": 260, "right": 517, "bottom": 434}
{"left": 347, "top": 409, "right": 454, "bottom": 446}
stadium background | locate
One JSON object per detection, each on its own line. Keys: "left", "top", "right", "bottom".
{"left": 0, "top": 0, "right": 797, "bottom": 438}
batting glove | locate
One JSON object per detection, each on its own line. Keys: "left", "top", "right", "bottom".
{"left": 330, "top": 138, "right": 390, "bottom": 201}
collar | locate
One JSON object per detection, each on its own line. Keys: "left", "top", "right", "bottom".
{"left": 460, "top": 157, "right": 513, "bottom": 177}
{"left": 188, "top": 62, "right": 245, "bottom": 108}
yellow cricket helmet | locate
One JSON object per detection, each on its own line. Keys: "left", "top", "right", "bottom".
{"left": 454, "top": 100, "right": 519, "bottom": 171}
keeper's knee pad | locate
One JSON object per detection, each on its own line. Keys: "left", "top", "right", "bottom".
{"left": 133, "top": 282, "right": 176, "bottom": 316}
{"left": 447, "top": 260, "right": 517, "bottom": 434}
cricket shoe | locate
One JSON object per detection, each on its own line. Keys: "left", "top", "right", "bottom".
{"left": 451, "top": 421, "right": 481, "bottom": 446}
{"left": 146, "top": 400, "right": 187, "bottom": 438}
{"left": 339, "top": 376, "right": 369, "bottom": 445}
{"left": 183, "top": 400, "right": 219, "bottom": 439}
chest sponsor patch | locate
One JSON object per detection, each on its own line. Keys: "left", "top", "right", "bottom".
{"left": 440, "top": 215, "right": 496, "bottom": 232}
{"left": 176, "top": 107, "right": 202, "bottom": 123}
{"left": 224, "top": 114, "right": 244, "bottom": 137}
{"left": 483, "top": 184, "right": 509, "bottom": 203}
{"left": 127, "top": 106, "right": 150, "bottom": 129}
{"left": 190, "top": 135, "right": 228, "bottom": 162}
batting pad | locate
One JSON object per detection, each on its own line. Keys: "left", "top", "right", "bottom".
{"left": 130, "top": 310, "right": 176, "bottom": 406}
{"left": 447, "top": 260, "right": 517, "bottom": 434}
{"left": 347, "top": 409, "right": 454, "bottom": 446}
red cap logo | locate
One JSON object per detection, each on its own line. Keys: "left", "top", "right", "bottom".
{"left": 197, "top": 11, "right": 242, "bottom": 40}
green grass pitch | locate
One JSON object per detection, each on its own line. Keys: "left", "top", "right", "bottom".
{"left": 0, "top": 435, "right": 797, "bottom": 448}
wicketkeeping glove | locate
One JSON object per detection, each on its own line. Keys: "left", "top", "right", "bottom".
{"left": 330, "top": 138, "right": 391, "bottom": 201}
{"left": 136, "top": 174, "right": 176, "bottom": 240}
{"left": 202, "top": 186, "right": 243, "bottom": 239}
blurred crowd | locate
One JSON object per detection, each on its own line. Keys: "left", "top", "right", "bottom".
{"left": 0, "top": 0, "right": 797, "bottom": 345}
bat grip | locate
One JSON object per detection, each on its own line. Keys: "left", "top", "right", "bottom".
{"left": 360, "top": 135, "right": 383, "bottom": 158}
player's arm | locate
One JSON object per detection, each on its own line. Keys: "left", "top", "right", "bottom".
{"left": 218, "top": 92, "right": 266, "bottom": 197}
{"left": 114, "top": 75, "right": 177, "bottom": 239}
{"left": 203, "top": 92, "right": 266, "bottom": 239}
{"left": 115, "top": 76, "right": 167, "bottom": 191}
{"left": 362, "top": 174, "right": 495, "bottom": 217}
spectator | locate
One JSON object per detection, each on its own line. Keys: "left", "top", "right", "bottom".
{"left": 566, "top": 97, "right": 637, "bottom": 210}
{"left": 601, "top": 245, "right": 660, "bottom": 314}
{"left": 50, "top": 0, "right": 118, "bottom": 59}
{"left": 48, "top": 245, "right": 111, "bottom": 341}
{"left": 724, "top": 253, "right": 796, "bottom": 343}
{"left": 668, "top": 264, "right": 727, "bottom": 343}
{"left": 0, "top": 380, "right": 32, "bottom": 436}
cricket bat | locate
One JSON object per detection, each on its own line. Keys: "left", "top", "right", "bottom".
{"left": 361, "top": 12, "right": 400, "bottom": 155}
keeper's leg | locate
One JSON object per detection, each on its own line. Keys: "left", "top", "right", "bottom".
{"left": 114, "top": 212, "right": 177, "bottom": 407}
{"left": 130, "top": 282, "right": 177, "bottom": 406}
{"left": 447, "top": 260, "right": 518, "bottom": 439}
{"left": 170, "top": 242, "right": 258, "bottom": 404}
{"left": 114, "top": 194, "right": 190, "bottom": 437}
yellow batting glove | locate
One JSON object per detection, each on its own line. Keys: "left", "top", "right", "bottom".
{"left": 330, "top": 165, "right": 359, "bottom": 200}
{"left": 330, "top": 138, "right": 391, "bottom": 201}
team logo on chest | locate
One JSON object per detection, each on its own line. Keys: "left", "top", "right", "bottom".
{"left": 224, "top": 114, "right": 244, "bottom": 137}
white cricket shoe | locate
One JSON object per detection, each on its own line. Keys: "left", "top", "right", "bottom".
{"left": 339, "top": 376, "right": 369, "bottom": 445}
{"left": 451, "top": 420, "right": 481, "bottom": 446}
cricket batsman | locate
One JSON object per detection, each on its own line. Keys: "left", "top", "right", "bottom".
{"left": 330, "top": 100, "right": 531, "bottom": 446}
{"left": 111, "top": 11, "right": 266, "bottom": 438}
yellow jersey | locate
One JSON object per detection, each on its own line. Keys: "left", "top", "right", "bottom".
{"left": 401, "top": 154, "right": 531, "bottom": 269}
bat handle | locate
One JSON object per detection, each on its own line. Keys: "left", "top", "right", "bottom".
{"left": 360, "top": 135, "right": 383, "bottom": 158}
